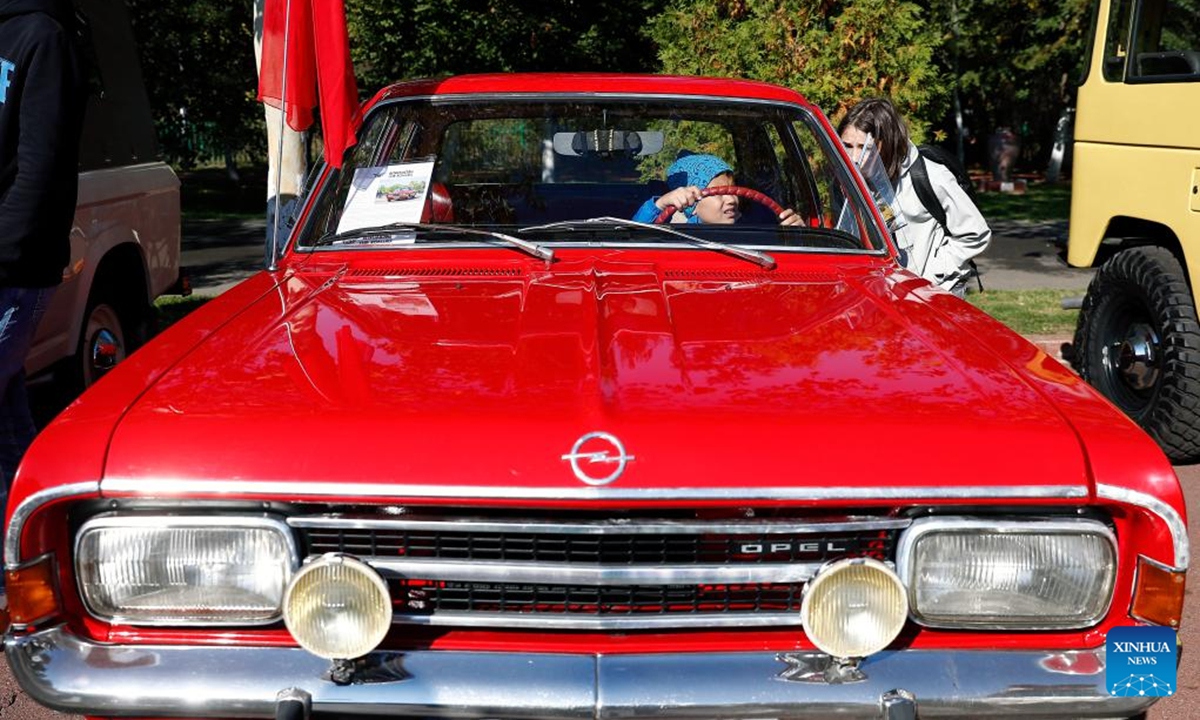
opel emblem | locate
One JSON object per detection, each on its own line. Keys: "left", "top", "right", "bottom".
{"left": 561, "top": 432, "right": 634, "bottom": 486}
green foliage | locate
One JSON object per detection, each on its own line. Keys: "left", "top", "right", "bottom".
{"left": 636, "top": 120, "right": 737, "bottom": 182}
{"left": 647, "top": 0, "right": 946, "bottom": 139}
{"left": 346, "top": 0, "right": 666, "bottom": 96}
{"left": 126, "top": 0, "right": 264, "bottom": 169}
{"left": 919, "top": 0, "right": 1093, "bottom": 169}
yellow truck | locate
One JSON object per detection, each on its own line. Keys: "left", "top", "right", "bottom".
{"left": 1068, "top": 0, "right": 1200, "bottom": 461}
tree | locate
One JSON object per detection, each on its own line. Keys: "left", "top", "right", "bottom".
{"left": 345, "top": 0, "right": 666, "bottom": 97}
{"left": 126, "top": 0, "right": 264, "bottom": 170}
{"left": 920, "top": 0, "right": 1093, "bottom": 170}
{"left": 646, "top": 0, "right": 947, "bottom": 141}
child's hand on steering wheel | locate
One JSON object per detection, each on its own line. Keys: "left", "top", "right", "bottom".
{"left": 654, "top": 186, "right": 704, "bottom": 213}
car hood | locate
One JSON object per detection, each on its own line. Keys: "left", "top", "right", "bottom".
{"left": 103, "top": 254, "right": 1091, "bottom": 501}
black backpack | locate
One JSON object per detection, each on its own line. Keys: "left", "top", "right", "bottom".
{"left": 908, "top": 145, "right": 983, "bottom": 291}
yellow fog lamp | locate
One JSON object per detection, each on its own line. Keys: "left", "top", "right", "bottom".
{"left": 800, "top": 558, "right": 908, "bottom": 658}
{"left": 282, "top": 554, "right": 391, "bottom": 659}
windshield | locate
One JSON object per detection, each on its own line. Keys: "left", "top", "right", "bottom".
{"left": 298, "top": 95, "right": 887, "bottom": 254}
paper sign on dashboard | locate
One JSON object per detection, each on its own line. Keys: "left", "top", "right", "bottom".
{"left": 336, "top": 161, "right": 435, "bottom": 235}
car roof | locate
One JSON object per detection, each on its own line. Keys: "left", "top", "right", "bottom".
{"left": 368, "top": 73, "right": 815, "bottom": 111}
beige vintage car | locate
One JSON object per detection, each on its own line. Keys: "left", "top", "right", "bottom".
{"left": 24, "top": 1, "right": 183, "bottom": 395}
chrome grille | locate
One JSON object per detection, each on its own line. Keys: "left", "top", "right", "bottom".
{"left": 290, "top": 515, "right": 907, "bottom": 630}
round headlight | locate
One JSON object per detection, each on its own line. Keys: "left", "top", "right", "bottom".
{"left": 800, "top": 558, "right": 908, "bottom": 659}
{"left": 283, "top": 554, "right": 391, "bottom": 659}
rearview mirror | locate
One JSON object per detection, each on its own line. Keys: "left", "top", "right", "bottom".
{"left": 552, "top": 130, "right": 664, "bottom": 157}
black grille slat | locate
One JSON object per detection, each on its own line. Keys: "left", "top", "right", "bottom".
{"left": 393, "top": 579, "right": 805, "bottom": 616}
{"left": 297, "top": 518, "right": 902, "bottom": 626}
{"left": 304, "top": 528, "right": 896, "bottom": 564}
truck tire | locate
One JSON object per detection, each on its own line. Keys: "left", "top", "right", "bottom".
{"left": 1072, "top": 246, "right": 1200, "bottom": 462}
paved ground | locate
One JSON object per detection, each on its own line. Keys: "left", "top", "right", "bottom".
{"left": 974, "top": 218, "right": 1094, "bottom": 293}
{"left": 180, "top": 217, "right": 270, "bottom": 296}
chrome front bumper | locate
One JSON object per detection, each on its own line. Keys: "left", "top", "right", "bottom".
{"left": 6, "top": 626, "right": 1154, "bottom": 719}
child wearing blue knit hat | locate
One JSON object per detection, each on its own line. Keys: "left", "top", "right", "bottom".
{"left": 632, "top": 152, "right": 801, "bottom": 225}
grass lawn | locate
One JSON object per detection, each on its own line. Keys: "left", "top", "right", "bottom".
{"left": 967, "top": 288, "right": 1084, "bottom": 336}
{"left": 155, "top": 294, "right": 213, "bottom": 327}
{"left": 179, "top": 165, "right": 269, "bottom": 221}
{"left": 973, "top": 181, "right": 1071, "bottom": 223}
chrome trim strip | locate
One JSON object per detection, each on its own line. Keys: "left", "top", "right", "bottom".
{"left": 102, "top": 478, "right": 1089, "bottom": 502}
{"left": 5, "top": 481, "right": 99, "bottom": 568}
{"left": 1097, "top": 483, "right": 1189, "bottom": 569}
{"left": 895, "top": 517, "right": 1117, "bottom": 630}
{"left": 370, "top": 558, "right": 819, "bottom": 585}
{"left": 5, "top": 626, "right": 1155, "bottom": 719}
{"left": 392, "top": 611, "right": 804, "bottom": 630}
{"left": 73, "top": 515, "right": 300, "bottom": 627}
{"left": 289, "top": 516, "right": 912, "bottom": 534}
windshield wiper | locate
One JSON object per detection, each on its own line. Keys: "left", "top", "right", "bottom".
{"left": 520, "top": 216, "right": 776, "bottom": 270}
{"left": 317, "top": 222, "right": 554, "bottom": 263}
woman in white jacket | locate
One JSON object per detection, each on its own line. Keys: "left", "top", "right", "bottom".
{"left": 838, "top": 98, "right": 991, "bottom": 296}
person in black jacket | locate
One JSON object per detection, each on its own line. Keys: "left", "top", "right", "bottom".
{"left": 0, "top": 0, "right": 83, "bottom": 502}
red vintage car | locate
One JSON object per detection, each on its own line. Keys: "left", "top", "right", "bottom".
{"left": 2, "top": 74, "right": 1187, "bottom": 720}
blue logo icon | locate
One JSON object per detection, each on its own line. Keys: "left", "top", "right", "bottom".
{"left": 1106, "top": 626, "right": 1177, "bottom": 697}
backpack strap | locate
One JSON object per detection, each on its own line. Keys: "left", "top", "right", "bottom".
{"left": 908, "top": 154, "right": 948, "bottom": 233}
{"left": 908, "top": 153, "right": 984, "bottom": 292}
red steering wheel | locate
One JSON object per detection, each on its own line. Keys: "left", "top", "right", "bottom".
{"left": 654, "top": 185, "right": 785, "bottom": 224}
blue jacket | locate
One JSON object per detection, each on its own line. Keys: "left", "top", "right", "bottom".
{"left": 632, "top": 197, "right": 702, "bottom": 224}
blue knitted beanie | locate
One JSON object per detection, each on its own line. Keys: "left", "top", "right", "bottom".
{"left": 666, "top": 153, "right": 733, "bottom": 191}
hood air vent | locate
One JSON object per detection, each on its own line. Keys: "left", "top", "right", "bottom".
{"left": 348, "top": 266, "right": 525, "bottom": 278}
{"left": 664, "top": 269, "right": 836, "bottom": 282}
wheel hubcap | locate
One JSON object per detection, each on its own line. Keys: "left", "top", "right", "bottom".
{"left": 83, "top": 303, "right": 126, "bottom": 386}
{"left": 91, "top": 329, "right": 121, "bottom": 371}
{"left": 1112, "top": 322, "right": 1160, "bottom": 391}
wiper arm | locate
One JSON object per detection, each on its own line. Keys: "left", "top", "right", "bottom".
{"left": 521, "top": 216, "right": 776, "bottom": 270}
{"left": 317, "top": 222, "right": 554, "bottom": 263}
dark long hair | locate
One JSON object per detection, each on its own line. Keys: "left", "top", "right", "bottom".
{"left": 838, "top": 98, "right": 910, "bottom": 183}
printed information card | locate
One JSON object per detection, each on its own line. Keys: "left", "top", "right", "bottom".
{"left": 337, "top": 161, "right": 435, "bottom": 235}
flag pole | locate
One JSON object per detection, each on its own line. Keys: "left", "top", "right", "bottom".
{"left": 266, "top": 0, "right": 292, "bottom": 272}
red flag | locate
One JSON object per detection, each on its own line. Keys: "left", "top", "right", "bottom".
{"left": 258, "top": 0, "right": 362, "bottom": 168}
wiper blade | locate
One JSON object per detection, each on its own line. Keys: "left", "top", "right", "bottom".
{"left": 318, "top": 223, "right": 554, "bottom": 263}
{"left": 520, "top": 216, "right": 776, "bottom": 270}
